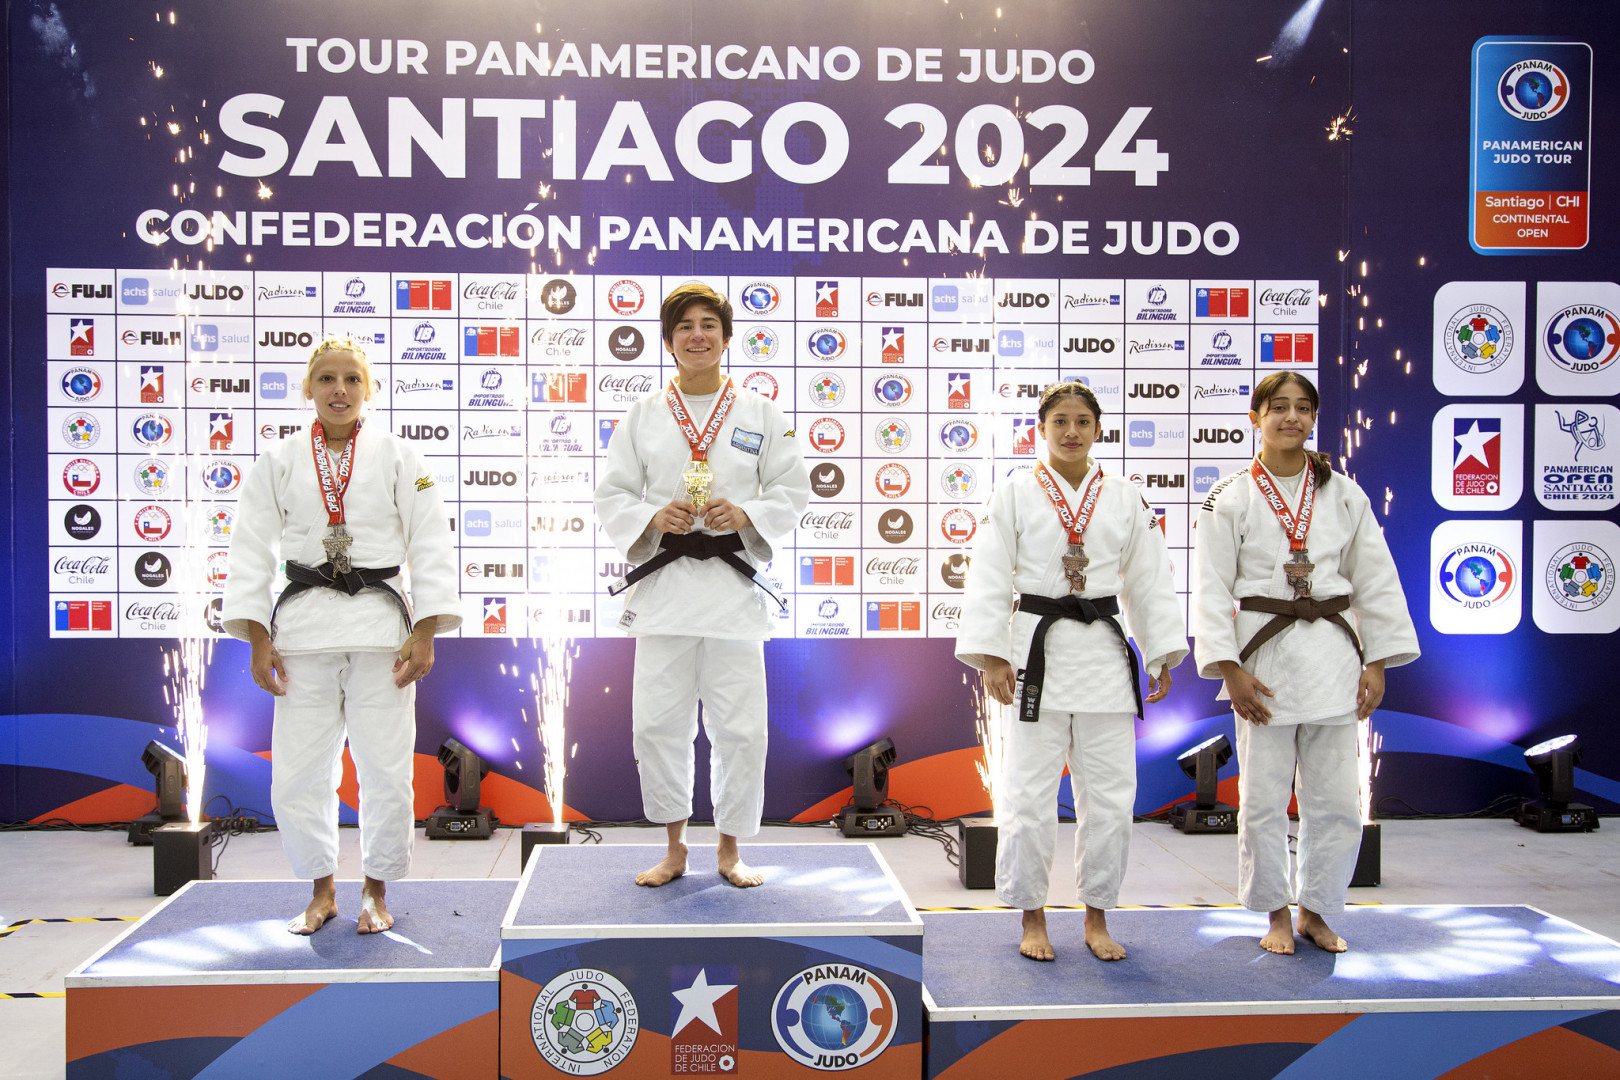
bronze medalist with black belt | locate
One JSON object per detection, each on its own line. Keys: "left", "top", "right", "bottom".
{"left": 1237, "top": 594, "right": 1364, "bottom": 664}
{"left": 607, "top": 532, "right": 787, "bottom": 611}
{"left": 1015, "top": 592, "right": 1143, "bottom": 722}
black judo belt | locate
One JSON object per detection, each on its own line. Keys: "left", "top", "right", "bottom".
{"left": 1015, "top": 593, "right": 1143, "bottom": 722}
{"left": 607, "top": 531, "right": 787, "bottom": 611}
{"left": 273, "top": 560, "right": 411, "bottom": 633}
{"left": 1237, "top": 594, "right": 1364, "bottom": 665}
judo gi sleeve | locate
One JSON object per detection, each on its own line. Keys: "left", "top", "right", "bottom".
{"left": 221, "top": 451, "right": 286, "bottom": 642}
{"left": 1337, "top": 485, "right": 1421, "bottom": 669}
{"left": 955, "top": 483, "right": 1019, "bottom": 672}
{"left": 736, "top": 412, "right": 810, "bottom": 565}
{"left": 1191, "top": 487, "right": 1245, "bottom": 680}
{"left": 594, "top": 399, "right": 664, "bottom": 564}
{"left": 395, "top": 445, "right": 462, "bottom": 634}
{"left": 1117, "top": 494, "right": 1190, "bottom": 677}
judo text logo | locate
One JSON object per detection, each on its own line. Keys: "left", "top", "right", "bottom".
{"left": 531, "top": 968, "right": 639, "bottom": 1074}
{"left": 771, "top": 963, "right": 897, "bottom": 1070}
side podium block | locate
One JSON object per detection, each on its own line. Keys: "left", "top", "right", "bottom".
{"left": 66, "top": 879, "right": 515, "bottom": 1080}
{"left": 500, "top": 843, "right": 924, "bottom": 1078}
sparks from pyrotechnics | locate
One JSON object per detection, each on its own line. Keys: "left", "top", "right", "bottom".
{"left": 1327, "top": 109, "right": 1355, "bottom": 142}
{"left": 966, "top": 674, "right": 1005, "bottom": 814}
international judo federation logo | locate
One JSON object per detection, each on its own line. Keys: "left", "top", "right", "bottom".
{"left": 1437, "top": 542, "right": 1517, "bottom": 610}
{"left": 1444, "top": 304, "right": 1512, "bottom": 374}
{"left": 530, "top": 969, "right": 639, "bottom": 1075}
{"left": 1543, "top": 306, "right": 1620, "bottom": 376}
{"left": 1547, "top": 543, "right": 1612, "bottom": 612}
{"left": 771, "top": 963, "right": 897, "bottom": 1071}
{"left": 1498, "top": 59, "right": 1570, "bottom": 122}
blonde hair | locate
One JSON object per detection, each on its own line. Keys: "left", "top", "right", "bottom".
{"left": 302, "top": 335, "right": 376, "bottom": 403}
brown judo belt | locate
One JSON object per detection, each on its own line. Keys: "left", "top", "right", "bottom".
{"left": 1237, "top": 594, "right": 1364, "bottom": 665}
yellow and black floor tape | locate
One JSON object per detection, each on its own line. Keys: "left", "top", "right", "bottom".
{"left": 0, "top": 916, "right": 140, "bottom": 941}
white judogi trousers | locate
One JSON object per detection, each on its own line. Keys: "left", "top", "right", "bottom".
{"left": 1235, "top": 714, "right": 1362, "bottom": 915}
{"left": 272, "top": 651, "right": 416, "bottom": 882}
{"left": 996, "top": 709, "right": 1136, "bottom": 911}
{"left": 631, "top": 635, "right": 767, "bottom": 837}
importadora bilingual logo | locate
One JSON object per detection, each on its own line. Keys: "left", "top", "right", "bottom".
{"left": 771, "top": 963, "right": 897, "bottom": 1071}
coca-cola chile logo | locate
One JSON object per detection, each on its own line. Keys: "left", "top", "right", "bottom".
{"left": 464, "top": 280, "right": 522, "bottom": 301}
{"left": 126, "top": 600, "right": 183, "bottom": 622}
{"left": 532, "top": 325, "right": 589, "bottom": 349}
{"left": 54, "top": 554, "right": 112, "bottom": 577}
{"left": 1258, "top": 287, "right": 1315, "bottom": 309}
{"left": 800, "top": 509, "right": 855, "bottom": 531}
{"left": 866, "top": 555, "right": 921, "bottom": 577}
{"left": 599, "top": 372, "right": 655, "bottom": 395}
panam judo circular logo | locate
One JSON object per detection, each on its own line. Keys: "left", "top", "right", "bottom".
{"left": 1546, "top": 543, "right": 1612, "bottom": 612}
{"left": 1498, "top": 59, "right": 1570, "bottom": 122}
{"left": 772, "top": 964, "right": 897, "bottom": 1071}
{"left": 1444, "top": 304, "right": 1513, "bottom": 374}
{"left": 1437, "top": 542, "right": 1517, "bottom": 609}
{"left": 530, "top": 969, "right": 639, "bottom": 1075}
{"left": 1543, "top": 305, "right": 1620, "bottom": 376}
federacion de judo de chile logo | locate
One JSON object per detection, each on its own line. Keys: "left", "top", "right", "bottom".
{"left": 771, "top": 963, "right": 897, "bottom": 1071}
{"left": 530, "top": 969, "right": 639, "bottom": 1075}
{"left": 1544, "top": 306, "right": 1620, "bottom": 376}
{"left": 1498, "top": 59, "right": 1570, "bottom": 122}
{"left": 1445, "top": 304, "right": 1513, "bottom": 374}
{"left": 1438, "top": 542, "right": 1517, "bottom": 609}
{"left": 1547, "top": 543, "right": 1613, "bottom": 612}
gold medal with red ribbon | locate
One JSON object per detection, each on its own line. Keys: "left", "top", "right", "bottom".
{"left": 1250, "top": 457, "right": 1317, "bottom": 597}
{"left": 311, "top": 419, "right": 360, "bottom": 573}
{"left": 1035, "top": 461, "right": 1105, "bottom": 593}
{"left": 665, "top": 377, "right": 736, "bottom": 510}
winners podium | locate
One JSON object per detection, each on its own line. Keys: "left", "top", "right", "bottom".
{"left": 500, "top": 843, "right": 923, "bottom": 1078}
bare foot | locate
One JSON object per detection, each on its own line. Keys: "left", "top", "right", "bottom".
{"left": 1019, "top": 909, "right": 1055, "bottom": 961}
{"left": 288, "top": 877, "right": 338, "bottom": 935}
{"left": 1084, "top": 906, "right": 1126, "bottom": 961}
{"left": 358, "top": 878, "right": 393, "bottom": 934}
{"left": 1297, "top": 907, "right": 1347, "bottom": 952}
{"left": 718, "top": 850, "right": 764, "bottom": 888}
{"left": 636, "top": 844, "right": 688, "bottom": 887}
{"left": 1260, "top": 906, "right": 1296, "bottom": 955}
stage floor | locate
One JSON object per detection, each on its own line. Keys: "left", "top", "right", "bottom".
{"left": 5, "top": 819, "right": 1619, "bottom": 1080}
{"left": 921, "top": 906, "right": 1620, "bottom": 1017}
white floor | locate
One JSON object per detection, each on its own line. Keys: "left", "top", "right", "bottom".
{"left": 2, "top": 818, "right": 1616, "bottom": 1079}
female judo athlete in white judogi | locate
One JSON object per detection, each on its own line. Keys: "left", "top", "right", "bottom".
{"left": 1192, "top": 371, "right": 1418, "bottom": 954}
{"left": 957, "top": 381, "right": 1187, "bottom": 962}
{"left": 222, "top": 336, "right": 460, "bottom": 935}
{"left": 595, "top": 283, "right": 809, "bottom": 889}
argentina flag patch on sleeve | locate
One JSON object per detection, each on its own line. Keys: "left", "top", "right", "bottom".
{"left": 731, "top": 428, "right": 763, "bottom": 454}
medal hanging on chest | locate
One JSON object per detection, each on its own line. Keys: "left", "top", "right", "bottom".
{"left": 310, "top": 420, "right": 360, "bottom": 573}
{"left": 666, "top": 378, "right": 737, "bottom": 511}
{"left": 1035, "top": 462, "right": 1105, "bottom": 594}
{"left": 1250, "top": 458, "right": 1317, "bottom": 598}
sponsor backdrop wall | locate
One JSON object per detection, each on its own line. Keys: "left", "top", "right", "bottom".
{"left": 5, "top": 0, "right": 1618, "bottom": 827}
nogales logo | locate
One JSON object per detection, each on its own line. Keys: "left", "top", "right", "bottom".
{"left": 878, "top": 508, "right": 913, "bottom": 544}
{"left": 1547, "top": 543, "right": 1612, "bottom": 611}
{"left": 1499, "top": 59, "right": 1570, "bottom": 121}
{"left": 740, "top": 281, "right": 780, "bottom": 315}
{"left": 530, "top": 969, "right": 639, "bottom": 1075}
{"left": 941, "top": 552, "right": 971, "bottom": 589}
{"left": 1438, "top": 542, "right": 1517, "bottom": 609}
{"left": 64, "top": 504, "right": 102, "bottom": 541}
{"left": 810, "top": 462, "right": 845, "bottom": 497}
{"left": 1445, "top": 303, "right": 1513, "bottom": 373}
{"left": 608, "top": 325, "right": 645, "bottom": 361}
{"left": 135, "top": 552, "right": 172, "bottom": 588}
{"left": 771, "top": 964, "right": 897, "bottom": 1071}
{"left": 1544, "top": 305, "right": 1620, "bottom": 375}
{"left": 539, "top": 278, "right": 578, "bottom": 314}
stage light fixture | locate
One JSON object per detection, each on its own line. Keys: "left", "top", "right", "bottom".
{"left": 839, "top": 737, "right": 906, "bottom": 837}
{"left": 426, "top": 737, "right": 497, "bottom": 839}
{"left": 128, "top": 740, "right": 189, "bottom": 846}
{"left": 1168, "top": 734, "right": 1239, "bottom": 834}
{"left": 1516, "top": 735, "right": 1600, "bottom": 833}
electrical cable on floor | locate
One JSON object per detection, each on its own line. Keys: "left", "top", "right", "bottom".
{"left": 1376, "top": 793, "right": 1525, "bottom": 819}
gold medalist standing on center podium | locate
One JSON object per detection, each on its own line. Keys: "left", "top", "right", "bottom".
{"left": 594, "top": 283, "right": 810, "bottom": 889}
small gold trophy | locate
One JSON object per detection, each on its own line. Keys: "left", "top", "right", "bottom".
{"left": 681, "top": 458, "right": 714, "bottom": 510}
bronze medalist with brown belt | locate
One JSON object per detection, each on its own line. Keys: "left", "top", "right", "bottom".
{"left": 1237, "top": 594, "right": 1364, "bottom": 665}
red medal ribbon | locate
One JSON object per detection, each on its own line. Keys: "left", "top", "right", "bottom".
{"left": 1250, "top": 456, "right": 1316, "bottom": 552}
{"left": 1034, "top": 462, "right": 1105, "bottom": 545}
{"left": 665, "top": 377, "right": 737, "bottom": 462}
{"left": 310, "top": 420, "right": 359, "bottom": 526}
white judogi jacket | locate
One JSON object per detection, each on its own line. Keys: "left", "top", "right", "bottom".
{"left": 595, "top": 383, "right": 809, "bottom": 640}
{"left": 957, "top": 459, "right": 1189, "bottom": 715}
{"left": 1192, "top": 460, "right": 1420, "bottom": 725}
{"left": 222, "top": 425, "right": 462, "bottom": 652}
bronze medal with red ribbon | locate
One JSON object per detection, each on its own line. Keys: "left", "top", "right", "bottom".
{"left": 665, "top": 377, "right": 736, "bottom": 510}
{"left": 1250, "top": 457, "right": 1317, "bottom": 597}
{"left": 1034, "top": 462, "right": 1105, "bottom": 593}
{"left": 310, "top": 420, "right": 359, "bottom": 573}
